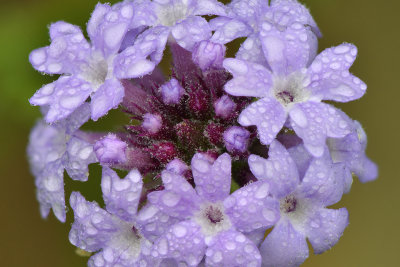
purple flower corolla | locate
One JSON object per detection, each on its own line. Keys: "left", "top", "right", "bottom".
{"left": 211, "top": 0, "right": 320, "bottom": 65}
{"left": 160, "top": 78, "right": 185, "bottom": 105}
{"left": 69, "top": 167, "right": 160, "bottom": 267}
{"left": 147, "top": 153, "right": 279, "bottom": 266}
{"left": 29, "top": 2, "right": 140, "bottom": 122}
{"left": 142, "top": 113, "right": 163, "bottom": 134}
{"left": 214, "top": 95, "right": 237, "bottom": 119}
{"left": 223, "top": 126, "right": 250, "bottom": 153}
{"left": 94, "top": 134, "right": 127, "bottom": 165}
{"left": 192, "top": 40, "right": 226, "bottom": 71}
{"left": 248, "top": 140, "right": 349, "bottom": 267}
{"left": 224, "top": 40, "right": 366, "bottom": 157}
{"left": 327, "top": 120, "right": 378, "bottom": 183}
{"left": 27, "top": 104, "right": 97, "bottom": 222}
{"left": 114, "top": 0, "right": 227, "bottom": 78}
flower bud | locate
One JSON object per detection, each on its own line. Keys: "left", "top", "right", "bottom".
{"left": 94, "top": 134, "right": 127, "bottom": 164}
{"left": 192, "top": 40, "right": 226, "bottom": 71}
{"left": 214, "top": 95, "right": 237, "bottom": 119}
{"left": 142, "top": 113, "right": 162, "bottom": 134}
{"left": 160, "top": 78, "right": 185, "bottom": 105}
{"left": 223, "top": 126, "right": 250, "bottom": 153}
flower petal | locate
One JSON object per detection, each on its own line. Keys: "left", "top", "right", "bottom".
{"left": 289, "top": 102, "right": 352, "bottom": 157}
{"left": 114, "top": 26, "right": 169, "bottom": 78}
{"left": 136, "top": 203, "right": 180, "bottom": 242}
{"left": 27, "top": 121, "right": 66, "bottom": 177}
{"left": 238, "top": 98, "right": 286, "bottom": 145}
{"left": 172, "top": 16, "right": 212, "bottom": 51}
{"left": 236, "top": 34, "right": 268, "bottom": 65}
{"left": 224, "top": 181, "right": 280, "bottom": 232}
{"left": 147, "top": 171, "right": 201, "bottom": 219}
{"left": 101, "top": 167, "right": 143, "bottom": 222}
{"left": 30, "top": 21, "right": 90, "bottom": 75}
{"left": 308, "top": 43, "right": 367, "bottom": 102}
{"left": 248, "top": 140, "right": 299, "bottom": 198}
{"left": 69, "top": 192, "right": 117, "bottom": 252}
{"left": 297, "top": 149, "right": 345, "bottom": 206}
{"left": 287, "top": 143, "right": 313, "bottom": 179}
{"left": 269, "top": 0, "right": 321, "bottom": 37}
{"left": 205, "top": 230, "right": 262, "bottom": 267}
{"left": 89, "top": 3, "right": 134, "bottom": 57}
{"left": 259, "top": 220, "right": 309, "bottom": 267}
{"left": 194, "top": 0, "right": 227, "bottom": 16}
{"left": 152, "top": 220, "right": 206, "bottom": 266}
{"left": 191, "top": 153, "right": 232, "bottom": 202}
{"left": 64, "top": 136, "right": 97, "bottom": 182}
{"left": 223, "top": 58, "right": 273, "bottom": 97}
{"left": 90, "top": 78, "right": 125, "bottom": 121}
{"left": 259, "top": 20, "right": 318, "bottom": 75}
{"left": 30, "top": 76, "right": 93, "bottom": 123}
{"left": 305, "top": 208, "right": 349, "bottom": 254}
{"left": 35, "top": 159, "right": 66, "bottom": 222}
{"left": 210, "top": 18, "right": 253, "bottom": 44}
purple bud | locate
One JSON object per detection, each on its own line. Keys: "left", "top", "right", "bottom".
{"left": 214, "top": 95, "right": 237, "bottom": 119}
{"left": 142, "top": 113, "right": 162, "bottom": 134}
{"left": 160, "top": 78, "right": 185, "bottom": 105}
{"left": 166, "top": 159, "right": 189, "bottom": 175}
{"left": 192, "top": 40, "right": 226, "bottom": 71}
{"left": 223, "top": 126, "right": 250, "bottom": 153}
{"left": 94, "top": 134, "right": 127, "bottom": 164}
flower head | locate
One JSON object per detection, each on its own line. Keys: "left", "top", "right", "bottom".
{"left": 29, "top": 2, "right": 141, "bottom": 122}
{"left": 69, "top": 167, "right": 161, "bottom": 266}
{"left": 249, "top": 140, "right": 349, "bottom": 266}
{"left": 148, "top": 153, "right": 279, "bottom": 266}
{"left": 27, "top": 104, "right": 97, "bottom": 222}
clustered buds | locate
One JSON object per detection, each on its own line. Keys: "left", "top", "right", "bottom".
{"left": 27, "top": 1, "right": 378, "bottom": 267}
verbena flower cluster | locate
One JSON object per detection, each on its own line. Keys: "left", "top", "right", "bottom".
{"left": 27, "top": 0, "right": 378, "bottom": 266}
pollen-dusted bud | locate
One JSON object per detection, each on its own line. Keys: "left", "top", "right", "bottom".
{"left": 192, "top": 40, "right": 226, "bottom": 71}
{"left": 214, "top": 95, "right": 237, "bottom": 119}
{"left": 188, "top": 89, "right": 211, "bottom": 117}
{"left": 149, "top": 142, "right": 178, "bottom": 164}
{"left": 223, "top": 126, "right": 250, "bottom": 153}
{"left": 94, "top": 134, "right": 127, "bottom": 164}
{"left": 160, "top": 78, "right": 185, "bottom": 105}
{"left": 205, "top": 123, "right": 225, "bottom": 146}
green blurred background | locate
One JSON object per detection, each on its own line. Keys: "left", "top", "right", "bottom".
{"left": 0, "top": 0, "right": 398, "bottom": 266}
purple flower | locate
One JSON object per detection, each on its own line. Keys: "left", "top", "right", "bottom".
{"left": 142, "top": 113, "right": 163, "bottom": 134}
{"left": 94, "top": 134, "right": 127, "bottom": 165}
{"left": 223, "top": 126, "right": 250, "bottom": 153}
{"left": 27, "top": 104, "right": 97, "bottom": 222}
{"left": 69, "top": 167, "right": 161, "bottom": 266}
{"left": 224, "top": 41, "right": 366, "bottom": 157}
{"left": 148, "top": 153, "right": 279, "bottom": 266}
{"left": 160, "top": 78, "right": 185, "bottom": 105}
{"left": 248, "top": 140, "right": 349, "bottom": 266}
{"left": 114, "top": 0, "right": 227, "bottom": 78}
{"left": 29, "top": 2, "right": 139, "bottom": 122}
{"left": 214, "top": 95, "right": 237, "bottom": 119}
{"left": 192, "top": 40, "right": 226, "bottom": 71}
{"left": 327, "top": 120, "right": 378, "bottom": 183}
{"left": 211, "top": 0, "right": 320, "bottom": 65}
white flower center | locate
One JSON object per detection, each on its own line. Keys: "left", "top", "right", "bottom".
{"left": 194, "top": 202, "right": 232, "bottom": 236}
{"left": 156, "top": 2, "right": 190, "bottom": 26}
{"left": 272, "top": 71, "right": 310, "bottom": 107}
{"left": 109, "top": 221, "right": 142, "bottom": 260}
{"left": 280, "top": 195, "right": 315, "bottom": 232}
{"left": 80, "top": 52, "right": 113, "bottom": 90}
